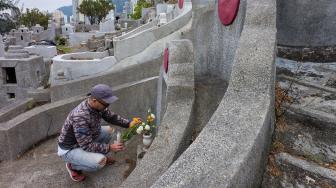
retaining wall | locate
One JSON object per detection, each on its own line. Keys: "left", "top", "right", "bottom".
{"left": 0, "top": 77, "right": 158, "bottom": 161}
{"left": 276, "top": 0, "right": 336, "bottom": 61}
{"left": 0, "top": 98, "right": 35, "bottom": 123}
{"left": 50, "top": 55, "right": 161, "bottom": 102}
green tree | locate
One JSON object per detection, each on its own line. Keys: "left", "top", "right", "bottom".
{"left": 0, "top": 0, "right": 19, "bottom": 11}
{"left": 19, "top": 8, "right": 50, "bottom": 29}
{"left": 130, "top": 0, "right": 152, "bottom": 20}
{"left": 95, "top": 0, "right": 114, "bottom": 23}
{"left": 78, "top": 0, "right": 114, "bottom": 25}
{"left": 0, "top": 0, "right": 20, "bottom": 34}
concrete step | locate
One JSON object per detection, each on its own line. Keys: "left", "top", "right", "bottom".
{"left": 276, "top": 105, "right": 336, "bottom": 164}
{"left": 263, "top": 153, "right": 336, "bottom": 188}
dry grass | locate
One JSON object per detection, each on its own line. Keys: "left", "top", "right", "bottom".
{"left": 165, "top": 0, "right": 178, "bottom": 3}
{"left": 123, "top": 158, "right": 136, "bottom": 179}
{"left": 267, "top": 155, "right": 283, "bottom": 177}
{"left": 271, "top": 141, "right": 286, "bottom": 154}
{"left": 275, "top": 82, "right": 292, "bottom": 119}
{"left": 319, "top": 181, "right": 334, "bottom": 188}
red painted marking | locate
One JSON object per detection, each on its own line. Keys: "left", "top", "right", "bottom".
{"left": 163, "top": 48, "right": 169, "bottom": 73}
{"left": 178, "top": 0, "right": 184, "bottom": 9}
{"left": 218, "top": 0, "right": 240, "bottom": 26}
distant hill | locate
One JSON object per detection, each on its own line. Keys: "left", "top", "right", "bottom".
{"left": 58, "top": 5, "right": 72, "bottom": 17}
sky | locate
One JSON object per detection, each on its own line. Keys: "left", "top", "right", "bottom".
{"left": 19, "top": 0, "right": 72, "bottom": 12}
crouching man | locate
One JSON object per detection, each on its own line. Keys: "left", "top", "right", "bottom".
{"left": 57, "top": 84, "right": 137, "bottom": 182}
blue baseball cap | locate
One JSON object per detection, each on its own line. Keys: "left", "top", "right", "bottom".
{"left": 88, "top": 84, "right": 118, "bottom": 104}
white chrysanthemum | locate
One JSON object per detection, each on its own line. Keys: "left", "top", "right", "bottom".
{"left": 145, "top": 124, "right": 151, "bottom": 131}
{"left": 136, "top": 126, "right": 143, "bottom": 134}
{"left": 150, "top": 113, "right": 155, "bottom": 119}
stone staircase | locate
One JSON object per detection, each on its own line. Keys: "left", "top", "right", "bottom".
{"left": 262, "top": 58, "right": 336, "bottom": 188}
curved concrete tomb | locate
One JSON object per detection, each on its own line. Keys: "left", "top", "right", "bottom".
{"left": 50, "top": 51, "right": 116, "bottom": 84}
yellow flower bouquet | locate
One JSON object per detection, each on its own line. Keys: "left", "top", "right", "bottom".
{"left": 121, "top": 109, "right": 156, "bottom": 142}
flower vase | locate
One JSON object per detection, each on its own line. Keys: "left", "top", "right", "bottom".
{"left": 142, "top": 133, "right": 153, "bottom": 148}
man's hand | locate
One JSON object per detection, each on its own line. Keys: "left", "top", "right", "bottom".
{"left": 129, "top": 118, "right": 142, "bottom": 128}
{"left": 110, "top": 143, "right": 124, "bottom": 152}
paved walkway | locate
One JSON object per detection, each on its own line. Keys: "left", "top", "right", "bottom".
{"left": 0, "top": 137, "right": 135, "bottom": 188}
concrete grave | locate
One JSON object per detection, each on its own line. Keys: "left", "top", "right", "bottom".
{"left": 99, "top": 10, "right": 115, "bottom": 33}
{"left": 32, "top": 24, "right": 44, "bottom": 35}
{"left": 9, "top": 26, "right": 32, "bottom": 47}
{"left": 50, "top": 51, "right": 116, "bottom": 84}
{"left": 0, "top": 46, "right": 47, "bottom": 100}
{"left": 61, "top": 24, "right": 74, "bottom": 38}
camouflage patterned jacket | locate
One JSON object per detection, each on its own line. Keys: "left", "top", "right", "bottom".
{"left": 58, "top": 99, "right": 130, "bottom": 154}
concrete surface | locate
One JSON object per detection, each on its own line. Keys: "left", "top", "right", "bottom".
{"left": 192, "top": 75, "right": 228, "bottom": 139}
{"left": 277, "top": 0, "right": 336, "bottom": 47}
{"left": 192, "top": 0, "right": 245, "bottom": 82}
{"left": 152, "top": 0, "right": 276, "bottom": 186}
{"left": 0, "top": 98, "right": 35, "bottom": 123}
{"left": 276, "top": 0, "right": 336, "bottom": 61}
{"left": 0, "top": 136, "right": 136, "bottom": 188}
{"left": 24, "top": 45, "right": 57, "bottom": 59}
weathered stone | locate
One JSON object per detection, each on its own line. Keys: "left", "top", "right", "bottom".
{"left": 277, "top": 45, "right": 336, "bottom": 62}
{"left": 263, "top": 153, "right": 336, "bottom": 187}
{"left": 277, "top": 105, "right": 336, "bottom": 163}
{"left": 326, "top": 75, "right": 336, "bottom": 88}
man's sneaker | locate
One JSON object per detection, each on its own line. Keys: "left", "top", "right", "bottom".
{"left": 65, "top": 163, "right": 86, "bottom": 182}
{"left": 106, "top": 156, "right": 116, "bottom": 165}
